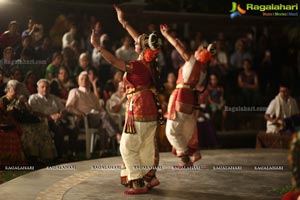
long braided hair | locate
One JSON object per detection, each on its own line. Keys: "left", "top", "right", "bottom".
{"left": 140, "top": 32, "right": 165, "bottom": 124}
{"left": 140, "top": 32, "right": 164, "bottom": 93}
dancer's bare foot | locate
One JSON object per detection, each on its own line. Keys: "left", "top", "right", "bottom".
{"left": 124, "top": 187, "right": 148, "bottom": 195}
{"left": 191, "top": 151, "right": 202, "bottom": 163}
{"left": 120, "top": 176, "right": 129, "bottom": 187}
{"left": 174, "top": 155, "right": 193, "bottom": 168}
{"left": 174, "top": 161, "right": 193, "bottom": 168}
{"left": 146, "top": 176, "right": 160, "bottom": 189}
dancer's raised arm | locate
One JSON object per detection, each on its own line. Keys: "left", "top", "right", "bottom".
{"left": 160, "top": 24, "right": 191, "bottom": 62}
{"left": 114, "top": 4, "right": 139, "bottom": 42}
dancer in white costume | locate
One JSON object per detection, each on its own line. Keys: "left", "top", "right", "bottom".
{"left": 160, "top": 24, "right": 215, "bottom": 167}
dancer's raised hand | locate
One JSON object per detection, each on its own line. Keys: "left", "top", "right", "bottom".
{"left": 114, "top": 4, "right": 125, "bottom": 24}
{"left": 90, "top": 29, "right": 99, "bottom": 49}
{"left": 160, "top": 24, "right": 169, "bottom": 37}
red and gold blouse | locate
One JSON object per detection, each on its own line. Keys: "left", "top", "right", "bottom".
{"left": 123, "top": 60, "right": 158, "bottom": 133}
{"left": 167, "top": 56, "right": 206, "bottom": 120}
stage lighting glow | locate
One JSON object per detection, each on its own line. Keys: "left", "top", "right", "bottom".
{"left": 0, "top": 0, "right": 8, "bottom": 4}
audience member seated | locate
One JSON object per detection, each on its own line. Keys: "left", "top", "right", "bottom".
{"left": 15, "top": 35, "right": 36, "bottom": 59}
{"left": 29, "top": 79, "right": 78, "bottom": 159}
{"left": 0, "top": 21, "right": 21, "bottom": 50}
{"left": 22, "top": 18, "right": 36, "bottom": 37}
{"left": 210, "top": 40, "right": 228, "bottom": 79}
{"left": 22, "top": 18, "right": 44, "bottom": 47}
{"left": 0, "top": 80, "right": 56, "bottom": 164}
{"left": 103, "top": 81, "right": 115, "bottom": 103}
{"left": 115, "top": 35, "right": 138, "bottom": 62}
{"left": 0, "top": 98, "right": 26, "bottom": 169}
{"left": 65, "top": 71, "right": 121, "bottom": 156}
{"left": 24, "top": 71, "right": 37, "bottom": 95}
{"left": 0, "top": 67, "right": 8, "bottom": 97}
{"left": 264, "top": 84, "right": 300, "bottom": 134}
{"left": 36, "top": 36, "right": 54, "bottom": 65}
{"left": 74, "top": 53, "right": 91, "bottom": 78}
{"left": 208, "top": 74, "right": 226, "bottom": 131}
{"left": 62, "top": 23, "right": 77, "bottom": 49}
{"left": 61, "top": 47, "right": 76, "bottom": 81}
{"left": 106, "top": 81, "right": 126, "bottom": 132}
{"left": 230, "top": 39, "right": 252, "bottom": 70}
{"left": 238, "top": 59, "right": 259, "bottom": 106}
{"left": 0, "top": 46, "right": 15, "bottom": 78}
{"left": 197, "top": 86, "right": 218, "bottom": 148}
{"left": 10, "top": 67, "right": 30, "bottom": 97}
{"left": 103, "top": 70, "right": 124, "bottom": 102}
{"left": 92, "top": 34, "right": 114, "bottom": 82}
{"left": 45, "top": 52, "right": 63, "bottom": 81}
{"left": 16, "top": 47, "right": 42, "bottom": 80}
{"left": 259, "top": 50, "right": 274, "bottom": 94}
{"left": 70, "top": 40, "right": 82, "bottom": 61}
{"left": 163, "top": 71, "right": 176, "bottom": 101}
{"left": 87, "top": 67, "right": 104, "bottom": 101}
{"left": 50, "top": 66, "right": 75, "bottom": 103}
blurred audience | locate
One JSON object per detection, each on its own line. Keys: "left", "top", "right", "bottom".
{"left": 238, "top": 59, "right": 259, "bottom": 106}
{"left": 10, "top": 67, "right": 30, "bottom": 97}
{"left": 87, "top": 67, "right": 103, "bottom": 101}
{"left": 163, "top": 71, "right": 176, "bottom": 101}
{"left": 50, "top": 66, "right": 75, "bottom": 103}
{"left": 24, "top": 71, "right": 37, "bottom": 95}
{"left": 230, "top": 39, "right": 252, "bottom": 70}
{"left": 36, "top": 36, "right": 54, "bottom": 65}
{"left": 0, "top": 80, "right": 56, "bottom": 164}
{"left": 208, "top": 74, "right": 226, "bottom": 131}
{"left": 0, "top": 67, "right": 8, "bottom": 97}
{"left": 196, "top": 86, "right": 218, "bottom": 148}
{"left": 22, "top": 18, "right": 44, "bottom": 47}
{"left": 210, "top": 40, "right": 228, "bottom": 79}
{"left": 29, "top": 79, "right": 78, "bottom": 159}
{"left": 45, "top": 52, "right": 63, "bottom": 81}
{"left": 74, "top": 53, "right": 91, "bottom": 78}
{"left": 106, "top": 81, "right": 126, "bottom": 131}
{"left": 62, "top": 23, "right": 77, "bottom": 49}
{"left": 115, "top": 35, "right": 138, "bottom": 62}
{"left": 0, "top": 21, "right": 21, "bottom": 50}
{"left": 65, "top": 71, "right": 121, "bottom": 155}
{"left": 0, "top": 46, "right": 15, "bottom": 78}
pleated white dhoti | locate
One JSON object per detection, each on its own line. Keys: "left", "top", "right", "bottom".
{"left": 166, "top": 112, "right": 196, "bottom": 155}
{"left": 120, "top": 121, "right": 157, "bottom": 181}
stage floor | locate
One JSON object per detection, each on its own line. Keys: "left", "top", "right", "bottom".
{"left": 0, "top": 149, "right": 290, "bottom": 200}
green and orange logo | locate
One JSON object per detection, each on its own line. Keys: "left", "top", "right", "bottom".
{"left": 230, "top": 2, "right": 246, "bottom": 19}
